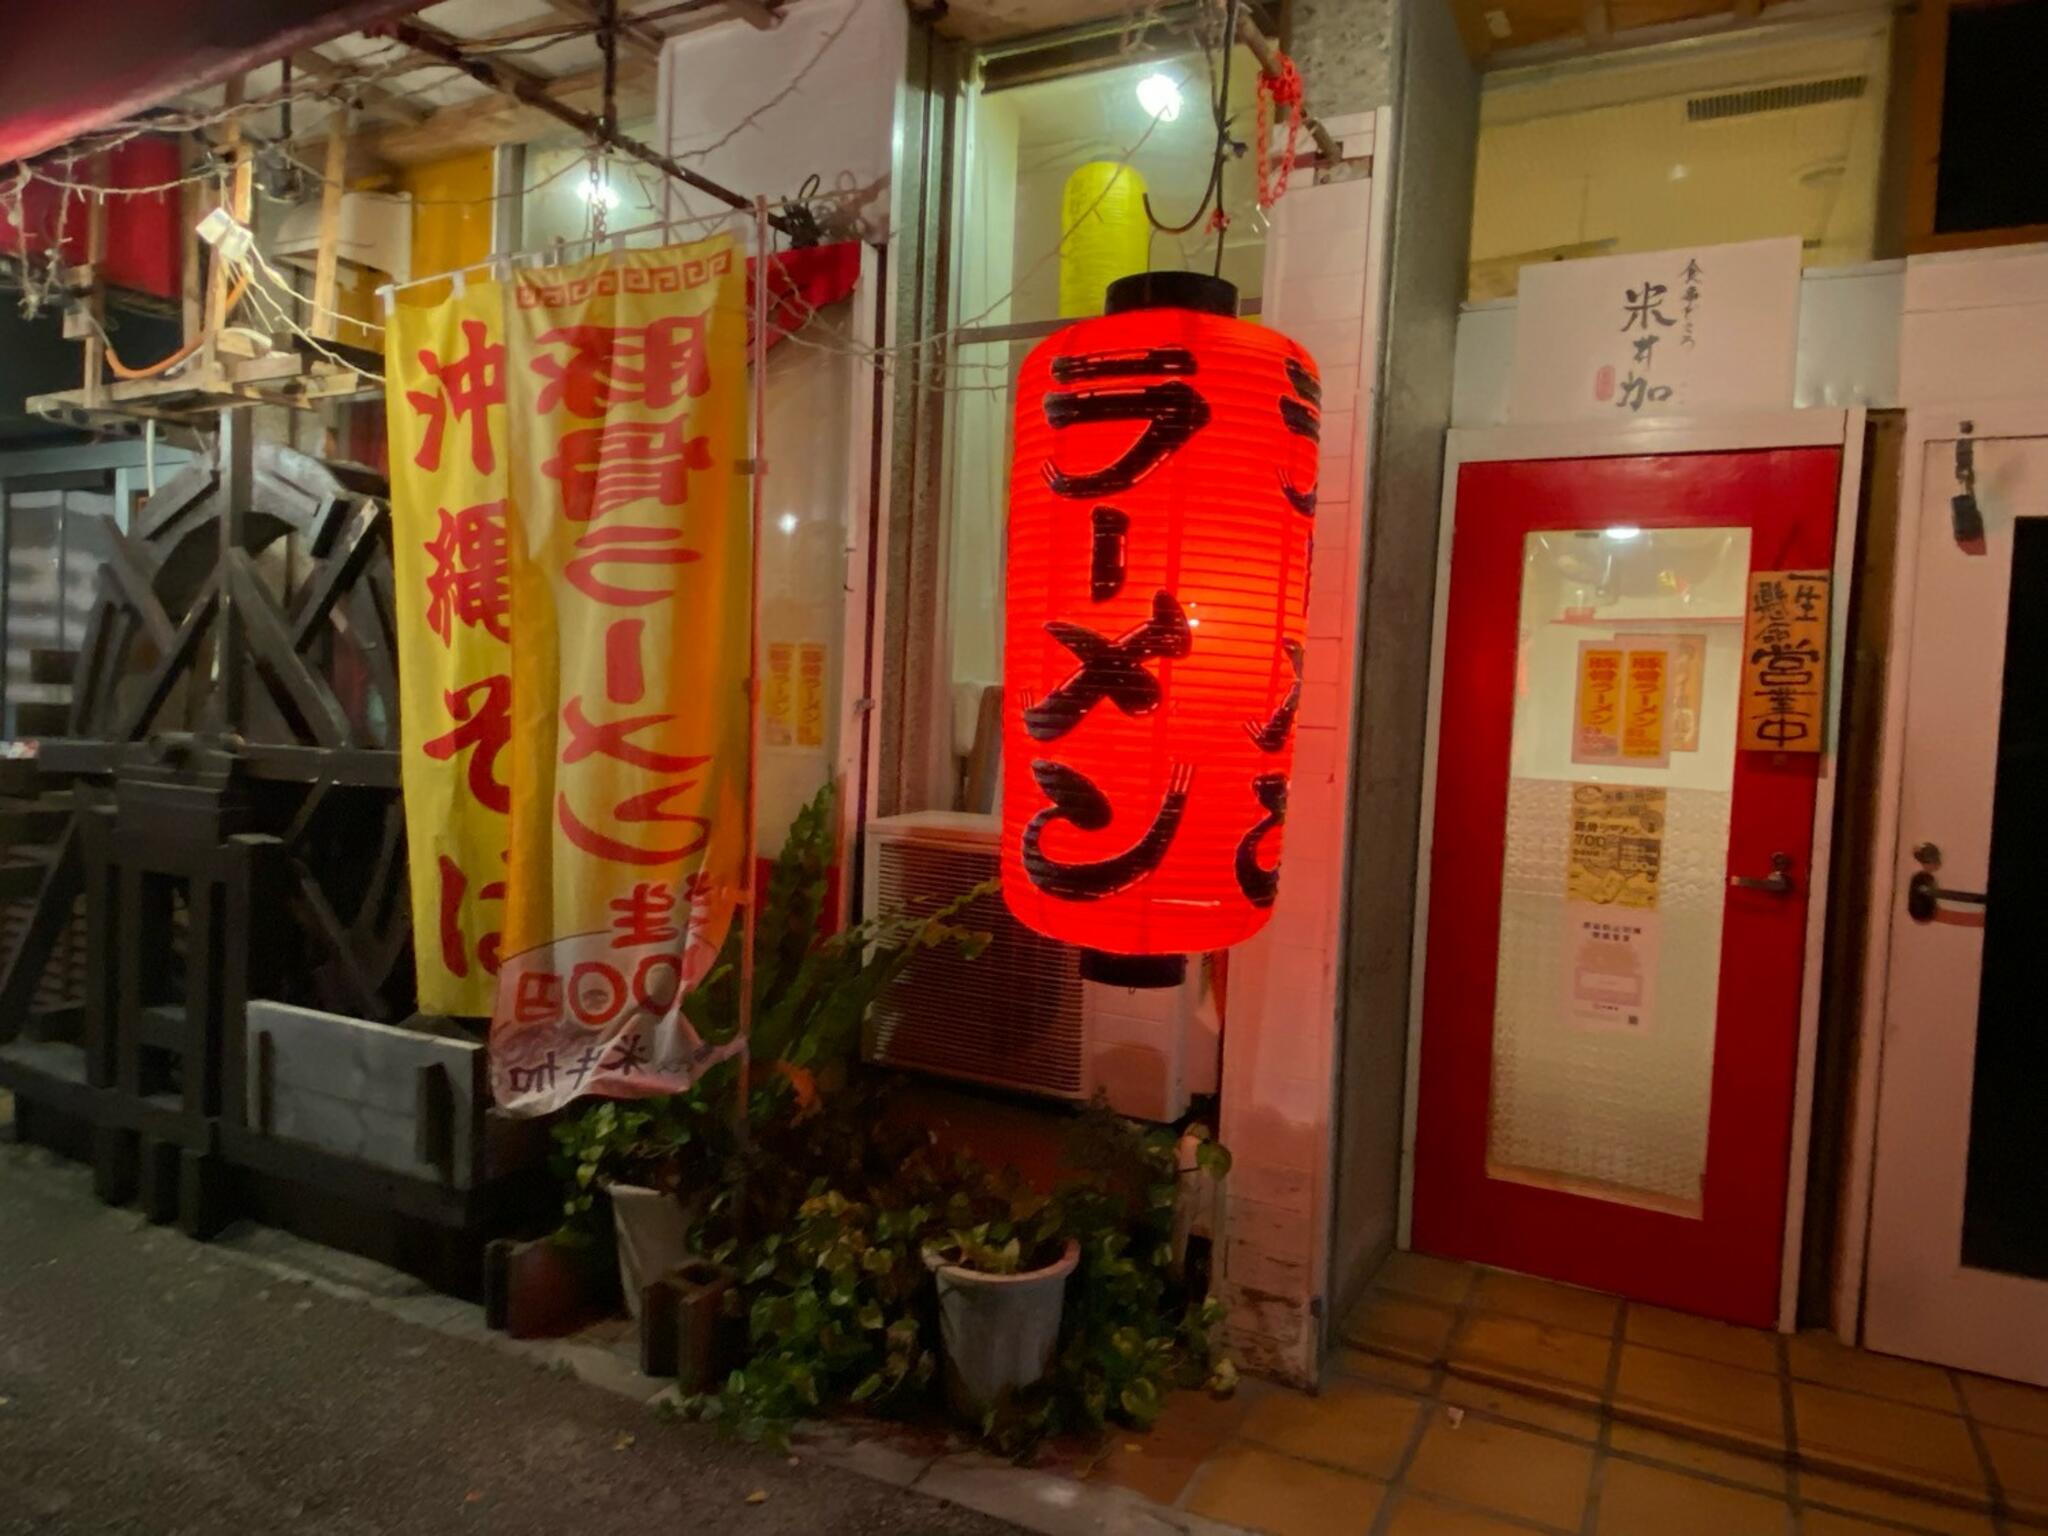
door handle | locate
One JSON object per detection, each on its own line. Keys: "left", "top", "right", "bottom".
{"left": 1907, "top": 869, "right": 1988, "bottom": 923}
{"left": 1729, "top": 851, "right": 1795, "bottom": 894}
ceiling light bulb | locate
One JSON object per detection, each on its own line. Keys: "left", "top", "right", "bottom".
{"left": 1136, "top": 73, "right": 1183, "bottom": 123}
{"left": 1605, "top": 525, "right": 1642, "bottom": 542}
{"left": 579, "top": 175, "right": 622, "bottom": 210}
{"left": 777, "top": 512, "right": 799, "bottom": 535}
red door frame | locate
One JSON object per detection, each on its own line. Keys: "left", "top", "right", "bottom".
{"left": 1412, "top": 447, "right": 1841, "bottom": 1327}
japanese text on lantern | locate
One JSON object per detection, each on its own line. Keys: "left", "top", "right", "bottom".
{"left": 1740, "top": 569, "right": 1828, "bottom": 752}
{"left": 491, "top": 237, "right": 751, "bottom": 1114}
{"left": 1001, "top": 295, "right": 1318, "bottom": 960}
{"left": 386, "top": 284, "right": 514, "bottom": 1015}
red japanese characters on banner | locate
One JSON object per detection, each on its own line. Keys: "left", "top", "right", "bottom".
{"left": 491, "top": 236, "right": 752, "bottom": 1114}
{"left": 387, "top": 281, "right": 514, "bottom": 1018}
{"left": 1001, "top": 273, "right": 1319, "bottom": 985}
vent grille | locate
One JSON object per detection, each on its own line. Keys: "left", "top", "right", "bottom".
{"left": 864, "top": 837, "right": 1088, "bottom": 1098}
{"left": 1686, "top": 76, "right": 1866, "bottom": 123}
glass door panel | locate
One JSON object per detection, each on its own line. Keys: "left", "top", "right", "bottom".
{"left": 1488, "top": 526, "right": 1750, "bottom": 1216}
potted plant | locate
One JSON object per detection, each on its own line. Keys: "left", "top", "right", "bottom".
{"left": 554, "top": 1095, "right": 720, "bottom": 1320}
{"left": 549, "top": 783, "right": 994, "bottom": 1317}
{"left": 923, "top": 1214, "right": 1081, "bottom": 1421}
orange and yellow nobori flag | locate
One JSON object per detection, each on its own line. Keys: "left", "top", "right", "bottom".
{"left": 385, "top": 278, "right": 513, "bottom": 1019}
{"left": 492, "top": 236, "right": 752, "bottom": 1112}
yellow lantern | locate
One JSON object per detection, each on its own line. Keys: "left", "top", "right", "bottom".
{"left": 1059, "top": 161, "right": 1150, "bottom": 319}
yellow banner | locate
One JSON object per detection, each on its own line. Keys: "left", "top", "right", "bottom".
{"left": 494, "top": 237, "right": 752, "bottom": 1111}
{"left": 386, "top": 280, "right": 513, "bottom": 1017}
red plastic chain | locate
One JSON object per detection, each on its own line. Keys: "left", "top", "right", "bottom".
{"left": 1255, "top": 53, "right": 1306, "bottom": 210}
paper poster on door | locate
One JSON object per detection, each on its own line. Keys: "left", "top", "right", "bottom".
{"left": 1621, "top": 645, "right": 1670, "bottom": 768}
{"left": 1564, "top": 783, "right": 1666, "bottom": 1033}
{"left": 1567, "top": 783, "right": 1665, "bottom": 909}
{"left": 1572, "top": 644, "right": 1623, "bottom": 763}
{"left": 1563, "top": 903, "right": 1662, "bottom": 1033}
{"left": 1637, "top": 633, "right": 1704, "bottom": 752}
{"left": 1573, "top": 642, "right": 1670, "bottom": 767}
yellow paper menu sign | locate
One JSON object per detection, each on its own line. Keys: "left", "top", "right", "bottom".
{"left": 1567, "top": 783, "right": 1666, "bottom": 910}
{"left": 1740, "top": 570, "right": 1828, "bottom": 752}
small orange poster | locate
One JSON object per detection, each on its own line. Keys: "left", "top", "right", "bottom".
{"left": 1621, "top": 645, "right": 1669, "bottom": 768}
{"left": 1572, "top": 644, "right": 1623, "bottom": 764}
{"left": 764, "top": 641, "right": 796, "bottom": 747}
{"left": 795, "top": 641, "right": 827, "bottom": 749}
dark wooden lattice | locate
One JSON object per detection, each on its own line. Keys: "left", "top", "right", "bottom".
{"left": 1, "top": 440, "right": 418, "bottom": 1036}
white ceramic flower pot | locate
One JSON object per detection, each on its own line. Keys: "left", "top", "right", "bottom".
{"left": 928, "top": 1238, "right": 1081, "bottom": 1420}
{"left": 608, "top": 1181, "right": 692, "bottom": 1323}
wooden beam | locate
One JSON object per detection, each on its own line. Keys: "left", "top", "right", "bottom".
{"left": 369, "top": 55, "right": 658, "bottom": 165}
{"left": 310, "top": 106, "right": 349, "bottom": 343}
{"left": 722, "top": 0, "right": 783, "bottom": 29}
{"left": 204, "top": 76, "right": 245, "bottom": 376}
{"left": 541, "top": 0, "right": 666, "bottom": 59}
{"left": 180, "top": 136, "right": 204, "bottom": 347}
{"left": 292, "top": 47, "right": 430, "bottom": 127}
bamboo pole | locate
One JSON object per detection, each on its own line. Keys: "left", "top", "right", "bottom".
{"left": 734, "top": 197, "right": 771, "bottom": 1144}
{"left": 310, "top": 106, "right": 350, "bottom": 343}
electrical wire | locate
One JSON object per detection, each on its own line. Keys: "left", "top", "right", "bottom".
{"left": 14, "top": 0, "right": 1236, "bottom": 403}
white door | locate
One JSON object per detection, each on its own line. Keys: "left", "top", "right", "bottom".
{"left": 1865, "top": 423, "right": 2048, "bottom": 1385}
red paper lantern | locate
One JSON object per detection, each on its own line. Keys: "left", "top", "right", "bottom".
{"left": 1001, "top": 272, "right": 1320, "bottom": 985}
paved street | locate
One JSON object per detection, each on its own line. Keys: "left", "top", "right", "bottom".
{"left": 0, "top": 1143, "right": 1020, "bottom": 1536}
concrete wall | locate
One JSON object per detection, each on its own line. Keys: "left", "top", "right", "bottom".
{"left": 1292, "top": 0, "right": 1396, "bottom": 131}
{"left": 1330, "top": 0, "right": 1479, "bottom": 1328}
{"left": 1223, "top": 160, "right": 1382, "bottom": 1385}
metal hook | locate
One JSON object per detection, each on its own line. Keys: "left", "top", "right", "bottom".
{"left": 1143, "top": 166, "right": 1219, "bottom": 236}
{"left": 1954, "top": 419, "right": 1985, "bottom": 546}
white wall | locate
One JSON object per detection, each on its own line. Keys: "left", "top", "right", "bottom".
{"left": 657, "top": 0, "right": 907, "bottom": 240}
{"left": 1452, "top": 260, "right": 1904, "bottom": 427}
{"left": 1220, "top": 124, "right": 1383, "bottom": 1385}
{"left": 1900, "top": 244, "right": 2048, "bottom": 405}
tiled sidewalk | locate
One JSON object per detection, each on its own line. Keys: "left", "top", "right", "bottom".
{"left": 1109, "top": 1248, "right": 2048, "bottom": 1536}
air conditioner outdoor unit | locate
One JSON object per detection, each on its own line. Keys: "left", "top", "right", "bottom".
{"left": 861, "top": 811, "right": 1217, "bottom": 1123}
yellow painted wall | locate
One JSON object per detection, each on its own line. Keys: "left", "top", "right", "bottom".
{"left": 1469, "top": 24, "right": 1892, "bottom": 299}
{"left": 397, "top": 149, "right": 496, "bottom": 307}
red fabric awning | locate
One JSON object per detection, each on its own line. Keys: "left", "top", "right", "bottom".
{"left": 753, "top": 241, "right": 863, "bottom": 354}
{"left": 0, "top": 0, "right": 425, "bottom": 166}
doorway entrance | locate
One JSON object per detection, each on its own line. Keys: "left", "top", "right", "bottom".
{"left": 1410, "top": 422, "right": 1850, "bottom": 1328}
{"left": 1865, "top": 417, "right": 2048, "bottom": 1387}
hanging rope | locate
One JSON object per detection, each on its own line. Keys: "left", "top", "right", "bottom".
{"left": 1255, "top": 51, "right": 1305, "bottom": 211}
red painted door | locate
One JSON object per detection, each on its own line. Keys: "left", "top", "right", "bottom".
{"left": 1412, "top": 448, "right": 1840, "bottom": 1327}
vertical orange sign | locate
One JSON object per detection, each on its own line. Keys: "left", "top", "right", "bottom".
{"left": 795, "top": 641, "right": 827, "bottom": 749}
{"left": 1573, "top": 643, "right": 1623, "bottom": 764}
{"left": 1741, "top": 570, "right": 1828, "bottom": 752}
{"left": 1621, "top": 645, "right": 1669, "bottom": 768}
{"left": 763, "top": 641, "right": 795, "bottom": 746}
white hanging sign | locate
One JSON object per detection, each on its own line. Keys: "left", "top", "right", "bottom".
{"left": 1508, "top": 238, "right": 1801, "bottom": 423}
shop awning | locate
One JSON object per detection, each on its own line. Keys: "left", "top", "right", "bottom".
{"left": 0, "top": 0, "right": 424, "bottom": 166}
